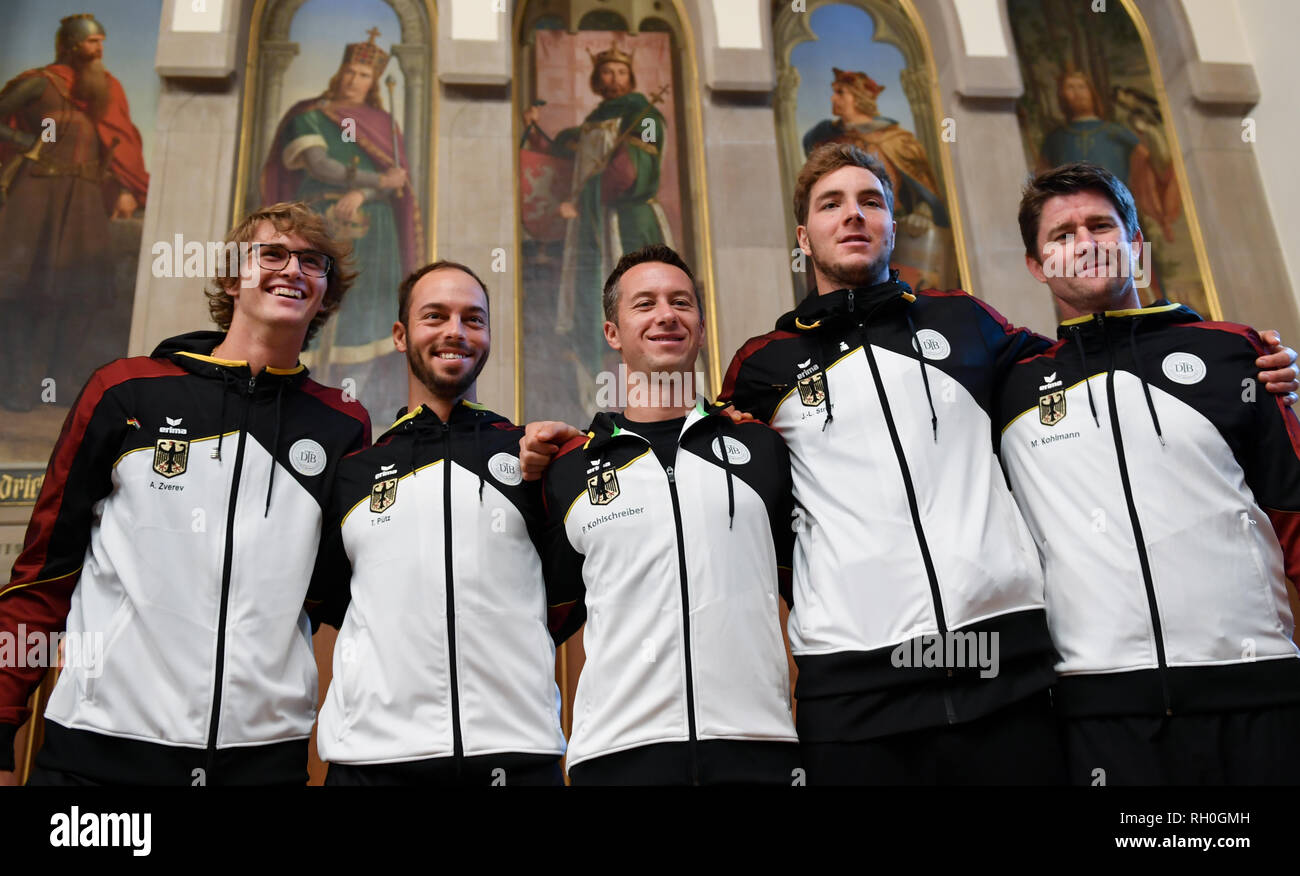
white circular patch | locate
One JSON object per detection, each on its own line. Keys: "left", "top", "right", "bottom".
{"left": 711, "top": 436, "right": 751, "bottom": 465}
{"left": 289, "top": 438, "right": 327, "bottom": 476}
{"left": 488, "top": 452, "right": 523, "bottom": 486}
{"left": 1162, "top": 352, "right": 1207, "bottom": 385}
{"left": 912, "top": 329, "right": 951, "bottom": 361}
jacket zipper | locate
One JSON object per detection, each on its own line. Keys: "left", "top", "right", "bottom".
{"left": 1100, "top": 320, "right": 1173, "bottom": 715}
{"left": 205, "top": 374, "right": 255, "bottom": 780}
{"left": 665, "top": 463, "right": 700, "bottom": 784}
{"left": 442, "top": 422, "right": 465, "bottom": 766}
{"left": 860, "top": 329, "right": 957, "bottom": 722}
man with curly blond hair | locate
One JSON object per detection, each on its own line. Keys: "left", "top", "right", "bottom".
{"left": 0, "top": 201, "right": 370, "bottom": 785}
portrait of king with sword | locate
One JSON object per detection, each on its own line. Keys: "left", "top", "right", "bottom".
{"left": 519, "top": 31, "right": 688, "bottom": 425}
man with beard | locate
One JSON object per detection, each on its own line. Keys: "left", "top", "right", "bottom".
{"left": 262, "top": 28, "right": 422, "bottom": 427}
{"left": 0, "top": 13, "right": 149, "bottom": 411}
{"left": 308, "top": 262, "right": 566, "bottom": 786}
{"left": 521, "top": 43, "right": 672, "bottom": 387}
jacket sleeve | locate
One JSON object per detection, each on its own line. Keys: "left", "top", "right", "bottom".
{"left": 538, "top": 454, "right": 588, "bottom": 645}
{"left": 303, "top": 405, "right": 369, "bottom": 630}
{"left": 963, "top": 294, "right": 1054, "bottom": 382}
{"left": 0, "top": 368, "right": 126, "bottom": 770}
{"left": 718, "top": 338, "right": 786, "bottom": 424}
{"left": 1231, "top": 330, "right": 1300, "bottom": 583}
{"left": 766, "top": 431, "right": 796, "bottom": 607}
{"left": 306, "top": 485, "right": 353, "bottom": 632}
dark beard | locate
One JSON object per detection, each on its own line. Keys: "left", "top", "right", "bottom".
{"left": 72, "top": 58, "right": 111, "bottom": 121}
{"left": 406, "top": 344, "right": 487, "bottom": 406}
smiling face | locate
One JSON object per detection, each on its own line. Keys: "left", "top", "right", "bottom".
{"left": 797, "top": 164, "right": 896, "bottom": 293}
{"left": 603, "top": 261, "right": 703, "bottom": 378}
{"left": 228, "top": 221, "right": 327, "bottom": 338}
{"left": 393, "top": 267, "right": 490, "bottom": 404}
{"left": 1025, "top": 188, "right": 1143, "bottom": 319}
{"left": 337, "top": 61, "right": 375, "bottom": 105}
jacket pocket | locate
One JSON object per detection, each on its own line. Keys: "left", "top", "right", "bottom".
{"left": 82, "top": 598, "right": 136, "bottom": 705}
{"left": 1241, "top": 512, "right": 1287, "bottom": 639}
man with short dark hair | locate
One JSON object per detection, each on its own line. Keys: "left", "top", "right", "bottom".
{"left": 0, "top": 202, "right": 370, "bottom": 785}
{"left": 308, "top": 261, "right": 566, "bottom": 786}
{"left": 539, "top": 244, "right": 799, "bottom": 785}
{"left": 1000, "top": 161, "right": 1300, "bottom": 784}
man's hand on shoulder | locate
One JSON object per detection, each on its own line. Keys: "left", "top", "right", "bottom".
{"left": 1257, "top": 330, "right": 1299, "bottom": 406}
{"left": 717, "top": 404, "right": 756, "bottom": 424}
{"left": 520, "top": 421, "right": 583, "bottom": 481}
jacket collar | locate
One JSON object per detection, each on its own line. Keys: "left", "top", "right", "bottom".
{"left": 1057, "top": 300, "right": 1200, "bottom": 351}
{"left": 152, "top": 331, "right": 308, "bottom": 395}
{"left": 381, "top": 399, "right": 496, "bottom": 438}
{"left": 583, "top": 397, "right": 713, "bottom": 453}
{"left": 775, "top": 271, "right": 916, "bottom": 333}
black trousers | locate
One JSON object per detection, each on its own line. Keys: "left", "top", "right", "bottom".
{"left": 800, "top": 691, "right": 1066, "bottom": 785}
{"left": 325, "top": 753, "right": 564, "bottom": 787}
{"left": 568, "top": 740, "right": 801, "bottom": 786}
{"left": 1061, "top": 704, "right": 1300, "bottom": 785}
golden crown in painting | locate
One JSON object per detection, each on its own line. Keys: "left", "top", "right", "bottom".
{"left": 343, "top": 27, "right": 390, "bottom": 75}
{"left": 587, "top": 41, "right": 635, "bottom": 70}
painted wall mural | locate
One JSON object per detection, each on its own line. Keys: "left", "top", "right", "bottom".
{"left": 0, "top": 2, "right": 160, "bottom": 524}
{"left": 1007, "top": 0, "right": 1217, "bottom": 317}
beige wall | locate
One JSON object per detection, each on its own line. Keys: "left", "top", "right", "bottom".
{"left": 1213, "top": 0, "right": 1300, "bottom": 313}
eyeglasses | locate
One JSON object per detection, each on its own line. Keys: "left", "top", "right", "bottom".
{"left": 251, "top": 243, "right": 332, "bottom": 278}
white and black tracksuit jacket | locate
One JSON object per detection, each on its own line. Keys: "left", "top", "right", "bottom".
{"left": 541, "top": 402, "right": 799, "bottom": 780}
{"left": 0, "top": 331, "right": 370, "bottom": 783}
{"left": 998, "top": 302, "right": 1300, "bottom": 717}
{"left": 309, "top": 402, "right": 565, "bottom": 769}
{"left": 720, "top": 276, "right": 1059, "bottom": 741}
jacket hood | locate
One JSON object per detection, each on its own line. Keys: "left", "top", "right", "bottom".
{"left": 775, "top": 272, "right": 915, "bottom": 333}
{"left": 151, "top": 331, "right": 309, "bottom": 386}
{"left": 150, "top": 330, "right": 225, "bottom": 360}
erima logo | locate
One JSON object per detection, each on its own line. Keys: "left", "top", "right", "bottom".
{"left": 1039, "top": 372, "right": 1063, "bottom": 391}
{"left": 839, "top": 342, "right": 849, "bottom": 352}
{"left": 796, "top": 361, "right": 821, "bottom": 380}
{"left": 158, "top": 416, "right": 188, "bottom": 435}
{"left": 375, "top": 463, "right": 397, "bottom": 481}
